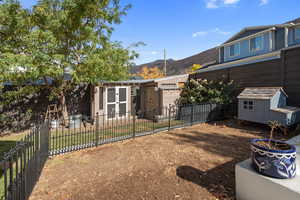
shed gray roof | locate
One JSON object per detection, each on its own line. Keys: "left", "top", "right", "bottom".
{"left": 237, "top": 87, "right": 287, "bottom": 99}
{"left": 98, "top": 74, "right": 188, "bottom": 86}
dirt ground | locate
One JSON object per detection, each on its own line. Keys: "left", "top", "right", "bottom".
{"left": 29, "top": 120, "right": 271, "bottom": 200}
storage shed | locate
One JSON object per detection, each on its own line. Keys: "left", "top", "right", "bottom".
{"left": 237, "top": 87, "right": 300, "bottom": 126}
{"left": 90, "top": 74, "right": 188, "bottom": 121}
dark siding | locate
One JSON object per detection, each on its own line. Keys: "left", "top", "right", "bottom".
{"left": 284, "top": 47, "right": 300, "bottom": 106}
{"left": 192, "top": 46, "right": 300, "bottom": 107}
{"left": 220, "top": 47, "right": 224, "bottom": 63}
{"left": 275, "top": 28, "right": 285, "bottom": 50}
{"left": 190, "top": 69, "right": 229, "bottom": 81}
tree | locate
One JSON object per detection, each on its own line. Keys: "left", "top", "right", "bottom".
{"left": 186, "top": 64, "right": 203, "bottom": 74}
{"left": 136, "top": 66, "right": 165, "bottom": 80}
{"left": 0, "top": 0, "right": 137, "bottom": 121}
{"left": 177, "top": 78, "right": 235, "bottom": 105}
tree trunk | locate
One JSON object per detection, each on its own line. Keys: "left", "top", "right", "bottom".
{"left": 59, "top": 91, "right": 69, "bottom": 125}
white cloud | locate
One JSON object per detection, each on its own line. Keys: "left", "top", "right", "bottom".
{"left": 205, "top": 0, "right": 240, "bottom": 9}
{"left": 259, "top": 0, "right": 269, "bottom": 6}
{"left": 151, "top": 51, "right": 158, "bottom": 55}
{"left": 206, "top": 0, "right": 218, "bottom": 8}
{"left": 192, "top": 31, "right": 208, "bottom": 37}
{"left": 212, "top": 28, "right": 231, "bottom": 35}
{"left": 224, "top": 0, "right": 240, "bottom": 4}
{"left": 192, "top": 28, "right": 231, "bottom": 38}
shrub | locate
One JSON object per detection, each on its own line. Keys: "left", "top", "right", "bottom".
{"left": 177, "top": 78, "right": 236, "bottom": 105}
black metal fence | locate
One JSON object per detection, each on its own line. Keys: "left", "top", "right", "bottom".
{"left": 49, "top": 103, "right": 236, "bottom": 156}
{"left": 0, "top": 103, "right": 236, "bottom": 200}
{"left": 0, "top": 124, "right": 49, "bottom": 200}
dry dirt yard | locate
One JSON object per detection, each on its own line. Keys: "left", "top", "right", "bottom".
{"left": 29, "top": 120, "right": 270, "bottom": 200}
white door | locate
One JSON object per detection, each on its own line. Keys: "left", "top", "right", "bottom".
{"left": 106, "top": 87, "right": 128, "bottom": 119}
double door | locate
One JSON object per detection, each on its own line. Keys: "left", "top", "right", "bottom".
{"left": 106, "top": 87, "right": 128, "bottom": 119}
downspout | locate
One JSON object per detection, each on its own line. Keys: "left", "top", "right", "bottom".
{"left": 284, "top": 27, "right": 289, "bottom": 48}
{"left": 280, "top": 49, "right": 286, "bottom": 89}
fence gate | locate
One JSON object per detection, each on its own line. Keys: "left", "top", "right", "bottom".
{"left": 1, "top": 123, "right": 49, "bottom": 200}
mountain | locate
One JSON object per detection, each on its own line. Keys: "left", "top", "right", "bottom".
{"left": 132, "top": 47, "right": 218, "bottom": 76}
{"left": 130, "top": 59, "right": 176, "bottom": 74}
{"left": 132, "top": 17, "right": 300, "bottom": 77}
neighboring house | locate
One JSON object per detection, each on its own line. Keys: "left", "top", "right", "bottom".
{"left": 219, "top": 20, "right": 300, "bottom": 64}
{"left": 90, "top": 74, "right": 188, "bottom": 120}
{"left": 237, "top": 87, "right": 300, "bottom": 127}
{"left": 196, "top": 17, "right": 300, "bottom": 73}
{"left": 191, "top": 17, "right": 300, "bottom": 107}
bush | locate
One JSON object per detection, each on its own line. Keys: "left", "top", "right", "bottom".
{"left": 177, "top": 78, "right": 236, "bottom": 105}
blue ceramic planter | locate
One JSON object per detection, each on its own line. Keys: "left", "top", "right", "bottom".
{"left": 251, "top": 139, "right": 296, "bottom": 179}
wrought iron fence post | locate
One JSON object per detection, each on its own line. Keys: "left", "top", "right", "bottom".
{"left": 95, "top": 113, "right": 100, "bottom": 146}
{"left": 168, "top": 105, "right": 171, "bottom": 131}
{"left": 133, "top": 111, "right": 136, "bottom": 138}
{"left": 190, "top": 104, "right": 194, "bottom": 126}
{"left": 209, "top": 103, "right": 213, "bottom": 121}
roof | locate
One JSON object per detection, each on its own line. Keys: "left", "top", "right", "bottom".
{"left": 272, "top": 106, "right": 300, "bottom": 114}
{"left": 196, "top": 51, "right": 281, "bottom": 73}
{"left": 99, "top": 79, "right": 153, "bottom": 86}
{"left": 98, "top": 74, "right": 188, "bottom": 86}
{"left": 237, "top": 87, "right": 287, "bottom": 99}
{"left": 223, "top": 17, "right": 300, "bottom": 45}
{"left": 224, "top": 26, "right": 274, "bottom": 44}
{"left": 284, "top": 17, "right": 300, "bottom": 25}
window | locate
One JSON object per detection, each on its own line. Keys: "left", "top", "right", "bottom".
{"left": 243, "top": 101, "right": 254, "bottom": 110}
{"left": 107, "top": 88, "right": 116, "bottom": 103}
{"left": 99, "top": 87, "right": 103, "bottom": 110}
{"left": 229, "top": 43, "right": 240, "bottom": 57}
{"left": 295, "top": 27, "right": 300, "bottom": 40}
{"left": 250, "top": 35, "right": 264, "bottom": 52}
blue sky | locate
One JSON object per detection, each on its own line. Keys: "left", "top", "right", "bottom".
{"left": 20, "top": 0, "right": 300, "bottom": 64}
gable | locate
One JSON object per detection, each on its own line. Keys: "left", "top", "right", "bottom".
{"left": 225, "top": 28, "right": 271, "bottom": 44}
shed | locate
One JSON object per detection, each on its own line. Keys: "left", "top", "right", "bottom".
{"left": 237, "top": 87, "right": 300, "bottom": 126}
{"left": 90, "top": 74, "right": 188, "bottom": 120}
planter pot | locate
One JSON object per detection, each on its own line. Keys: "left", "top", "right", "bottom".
{"left": 251, "top": 138, "right": 296, "bottom": 179}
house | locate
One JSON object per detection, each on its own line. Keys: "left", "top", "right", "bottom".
{"left": 219, "top": 19, "right": 300, "bottom": 64}
{"left": 196, "top": 19, "right": 300, "bottom": 73}
{"left": 191, "top": 17, "right": 300, "bottom": 108}
{"left": 90, "top": 74, "right": 188, "bottom": 120}
{"left": 237, "top": 87, "right": 300, "bottom": 126}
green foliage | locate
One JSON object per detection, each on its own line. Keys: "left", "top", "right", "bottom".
{"left": 0, "top": 0, "right": 137, "bottom": 106}
{"left": 178, "top": 78, "right": 236, "bottom": 105}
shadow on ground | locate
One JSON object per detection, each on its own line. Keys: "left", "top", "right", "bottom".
{"left": 177, "top": 160, "right": 239, "bottom": 200}
{"left": 169, "top": 121, "right": 266, "bottom": 199}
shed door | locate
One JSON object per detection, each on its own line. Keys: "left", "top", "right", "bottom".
{"left": 106, "top": 87, "right": 128, "bottom": 119}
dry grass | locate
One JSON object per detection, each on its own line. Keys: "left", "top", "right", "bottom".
{"left": 29, "top": 120, "right": 269, "bottom": 200}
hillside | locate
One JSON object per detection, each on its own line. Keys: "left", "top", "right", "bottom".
{"left": 130, "top": 59, "right": 175, "bottom": 74}
{"left": 132, "top": 47, "right": 218, "bottom": 76}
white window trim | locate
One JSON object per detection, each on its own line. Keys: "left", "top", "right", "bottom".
{"left": 243, "top": 100, "right": 255, "bottom": 111}
{"left": 249, "top": 34, "right": 264, "bottom": 52}
{"left": 228, "top": 42, "right": 240, "bottom": 58}
{"left": 295, "top": 26, "right": 300, "bottom": 40}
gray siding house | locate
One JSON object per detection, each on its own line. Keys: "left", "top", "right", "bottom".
{"left": 194, "top": 18, "right": 300, "bottom": 75}
{"left": 237, "top": 87, "right": 300, "bottom": 126}
{"left": 219, "top": 22, "right": 300, "bottom": 64}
